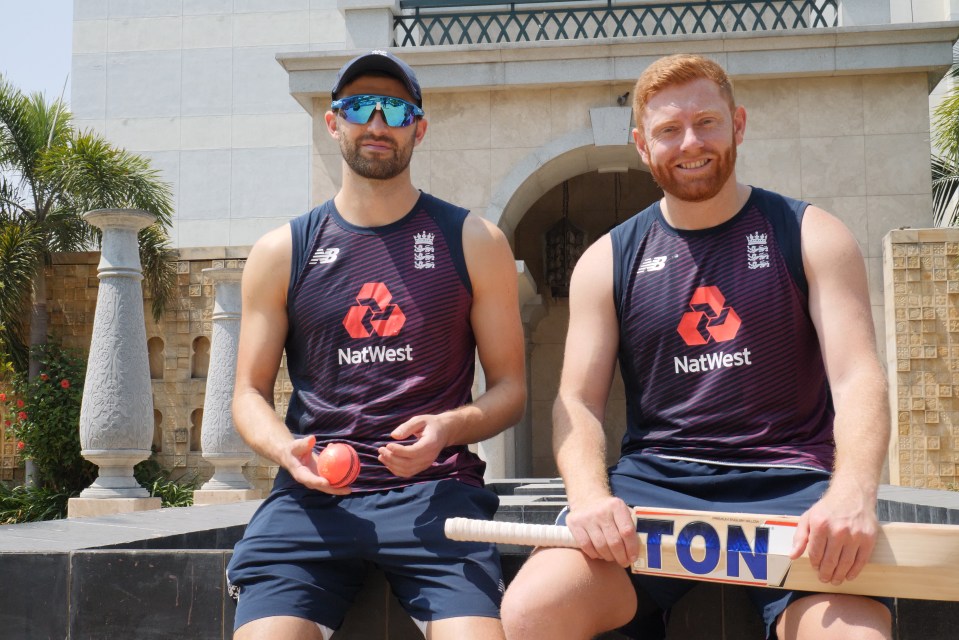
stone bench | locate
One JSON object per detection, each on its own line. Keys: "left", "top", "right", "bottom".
{"left": 0, "top": 481, "right": 956, "bottom": 639}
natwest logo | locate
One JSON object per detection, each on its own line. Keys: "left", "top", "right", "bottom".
{"left": 343, "top": 282, "right": 406, "bottom": 338}
{"left": 677, "top": 286, "right": 741, "bottom": 346}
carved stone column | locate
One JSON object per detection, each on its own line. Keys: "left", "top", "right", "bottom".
{"left": 194, "top": 266, "right": 261, "bottom": 505}
{"left": 68, "top": 209, "right": 160, "bottom": 517}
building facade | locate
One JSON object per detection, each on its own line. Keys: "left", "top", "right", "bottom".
{"left": 61, "top": 0, "right": 959, "bottom": 486}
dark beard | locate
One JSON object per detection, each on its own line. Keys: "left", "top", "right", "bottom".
{"left": 340, "top": 132, "right": 414, "bottom": 181}
{"left": 648, "top": 142, "right": 737, "bottom": 203}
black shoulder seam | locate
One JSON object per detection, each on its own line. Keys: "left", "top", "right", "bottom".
{"left": 421, "top": 193, "right": 472, "bottom": 296}
{"left": 610, "top": 205, "right": 660, "bottom": 319}
{"left": 288, "top": 204, "right": 329, "bottom": 300}
{"left": 756, "top": 188, "right": 808, "bottom": 298}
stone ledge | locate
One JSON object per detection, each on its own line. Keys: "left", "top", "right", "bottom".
{"left": 1, "top": 481, "right": 957, "bottom": 639}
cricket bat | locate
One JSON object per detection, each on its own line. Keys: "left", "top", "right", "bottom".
{"left": 445, "top": 506, "right": 959, "bottom": 601}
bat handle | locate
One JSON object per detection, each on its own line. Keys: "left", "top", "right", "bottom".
{"left": 445, "top": 517, "right": 578, "bottom": 548}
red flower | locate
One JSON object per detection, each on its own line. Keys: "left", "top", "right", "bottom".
{"left": 0, "top": 393, "right": 6, "bottom": 402}
{"left": 3, "top": 420, "right": 9, "bottom": 427}
{"left": 39, "top": 374, "right": 48, "bottom": 381}
{"left": 17, "top": 411, "right": 27, "bottom": 421}
{"left": 16, "top": 399, "right": 23, "bottom": 408}
{"left": 16, "top": 441, "right": 24, "bottom": 450}
{"left": 60, "top": 379, "right": 70, "bottom": 389}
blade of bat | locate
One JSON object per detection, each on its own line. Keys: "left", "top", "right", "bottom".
{"left": 445, "top": 509, "right": 959, "bottom": 602}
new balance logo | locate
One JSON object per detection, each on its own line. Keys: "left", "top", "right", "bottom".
{"left": 309, "top": 247, "right": 340, "bottom": 265}
{"left": 638, "top": 256, "right": 667, "bottom": 274}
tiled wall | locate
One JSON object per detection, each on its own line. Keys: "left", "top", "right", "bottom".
{"left": 884, "top": 228, "right": 959, "bottom": 490}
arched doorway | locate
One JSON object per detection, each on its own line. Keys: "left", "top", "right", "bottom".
{"left": 513, "top": 167, "right": 661, "bottom": 476}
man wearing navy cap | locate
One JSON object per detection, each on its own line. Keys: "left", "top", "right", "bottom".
{"left": 226, "top": 50, "right": 526, "bottom": 640}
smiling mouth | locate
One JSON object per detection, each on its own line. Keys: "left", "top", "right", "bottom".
{"left": 678, "top": 159, "right": 710, "bottom": 169}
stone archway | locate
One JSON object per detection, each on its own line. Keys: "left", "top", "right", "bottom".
{"left": 486, "top": 124, "right": 662, "bottom": 476}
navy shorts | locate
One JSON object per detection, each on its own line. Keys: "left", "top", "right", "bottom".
{"left": 560, "top": 455, "right": 893, "bottom": 640}
{"left": 227, "top": 478, "right": 504, "bottom": 632}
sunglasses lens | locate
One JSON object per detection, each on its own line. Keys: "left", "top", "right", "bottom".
{"left": 380, "top": 98, "right": 415, "bottom": 127}
{"left": 339, "top": 98, "right": 376, "bottom": 125}
{"left": 334, "top": 95, "right": 419, "bottom": 127}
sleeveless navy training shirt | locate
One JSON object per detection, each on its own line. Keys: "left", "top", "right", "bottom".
{"left": 278, "top": 192, "right": 486, "bottom": 492}
{"left": 609, "top": 187, "right": 835, "bottom": 471}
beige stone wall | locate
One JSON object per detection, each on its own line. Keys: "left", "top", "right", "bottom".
{"left": 0, "top": 421, "right": 21, "bottom": 483}
{"left": 884, "top": 228, "right": 959, "bottom": 490}
{"left": 737, "top": 72, "right": 933, "bottom": 357}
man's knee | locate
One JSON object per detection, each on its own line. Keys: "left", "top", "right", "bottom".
{"left": 777, "top": 593, "right": 892, "bottom": 640}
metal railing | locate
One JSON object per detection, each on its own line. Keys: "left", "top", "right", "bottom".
{"left": 394, "top": 0, "right": 838, "bottom": 46}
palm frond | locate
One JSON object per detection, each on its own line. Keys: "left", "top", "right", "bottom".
{"left": 43, "top": 205, "right": 97, "bottom": 253}
{"left": 0, "top": 75, "right": 32, "bottom": 172}
{"left": 932, "top": 88, "right": 959, "bottom": 163}
{"left": 932, "top": 154, "right": 959, "bottom": 227}
{"left": 0, "top": 79, "right": 73, "bottom": 222}
{"left": 137, "top": 223, "right": 177, "bottom": 322}
{"left": 0, "top": 222, "right": 44, "bottom": 371}
{"left": 41, "top": 130, "right": 177, "bottom": 320}
{"left": 43, "top": 131, "right": 174, "bottom": 229}
{"left": 0, "top": 174, "right": 28, "bottom": 221}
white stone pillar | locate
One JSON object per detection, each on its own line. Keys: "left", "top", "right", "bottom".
{"left": 194, "top": 267, "right": 261, "bottom": 505}
{"left": 69, "top": 209, "right": 160, "bottom": 518}
{"left": 338, "top": 0, "right": 402, "bottom": 49}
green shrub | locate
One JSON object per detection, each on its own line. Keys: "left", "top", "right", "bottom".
{"left": 0, "top": 482, "right": 72, "bottom": 524}
{"left": 135, "top": 456, "right": 198, "bottom": 508}
{"left": 0, "top": 343, "right": 199, "bottom": 523}
{"left": 4, "top": 343, "right": 95, "bottom": 493}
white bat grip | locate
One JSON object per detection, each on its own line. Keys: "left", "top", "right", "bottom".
{"left": 445, "top": 517, "right": 578, "bottom": 548}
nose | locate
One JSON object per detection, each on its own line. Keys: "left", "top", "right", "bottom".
{"left": 366, "top": 105, "right": 391, "bottom": 132}
{"left": 680, "top": 126, "right": 704, "bottom": 152}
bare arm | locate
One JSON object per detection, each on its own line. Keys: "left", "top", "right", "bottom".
{"left": 378, "top": 214, "right": 527, "bottom": 476}
{"left": 552, "top": 236, "right": 639, "bottom": 567}
{"left": 791, "top": 205, "right": 891, "bottom": 583}
{"left": 232, "top": 224, "right": 348, "bottom": 494}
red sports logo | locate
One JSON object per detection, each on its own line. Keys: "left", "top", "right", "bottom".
{"left": 343, "top": 283, "right": 406, "bottom": 338}
{"left": 677, "top": 286, "right": 741, "bottom": 346}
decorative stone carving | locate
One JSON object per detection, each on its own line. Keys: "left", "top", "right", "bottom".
{"left": 78, "top": 209, "right": 155, "bottom": 498}
{"left": 199, "top": 267, "right": 254, "bottom": 490}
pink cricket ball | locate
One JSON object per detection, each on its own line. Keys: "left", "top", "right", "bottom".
{"left": 316, "top": 442, "right": 360, "bottom": 488}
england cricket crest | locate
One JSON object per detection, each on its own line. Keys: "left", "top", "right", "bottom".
{"left": 414, "top": 231, "right": 435, "bottom": 269}
{"left": 746, "top": 232, "right": 770, "bottom": 270}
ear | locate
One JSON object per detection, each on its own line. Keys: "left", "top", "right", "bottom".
{"left": 633, "top": 127, "right": 651, "bottom": 165}
{"left": 733, "top": 105, "right": 746, "bottom": 146}
{"left": 324, "top": 110, "right": 339, "bottom": 139}
{"left": 413, "top": 117, "right": 428, "bottom": 147}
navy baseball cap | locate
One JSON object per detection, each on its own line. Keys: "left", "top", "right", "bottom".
{"left": 331, "top": 50, "right": 422, "bottom": 106}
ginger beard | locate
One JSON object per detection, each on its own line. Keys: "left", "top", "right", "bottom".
{"left": 338, "top": 125, "right": 416, "bottom": 181}
{"left": 646, "top": 131, "right": 737, "bottom": 203}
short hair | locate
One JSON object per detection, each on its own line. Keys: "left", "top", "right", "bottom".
{"left": 632, "top": 54, "right": 736, "bottom": 127}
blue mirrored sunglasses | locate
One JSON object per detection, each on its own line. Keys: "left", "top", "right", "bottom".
{"left": 331, "top": 94, "right": 424, "bottom": 128}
